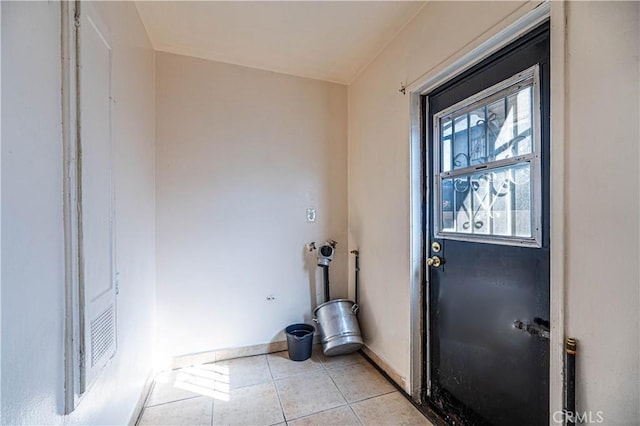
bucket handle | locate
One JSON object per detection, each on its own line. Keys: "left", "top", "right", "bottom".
{"left": 289, "top": 329, "right": 313, "bottom": 341}
{"left": 352, "top": 304, "right": 359, "bottom": 314}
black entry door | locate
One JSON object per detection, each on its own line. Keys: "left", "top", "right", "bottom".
{"left": 425, "top": 24, "right": 550, "bottom": 426}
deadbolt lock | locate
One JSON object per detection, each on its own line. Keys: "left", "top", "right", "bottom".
{"left": 427, "top": 256, "right": 443, "bottom": 268}
{"left": 431, "top": 242, "right": 441, "bottom": 253}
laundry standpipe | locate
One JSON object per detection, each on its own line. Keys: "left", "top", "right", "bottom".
{"left": 311, "top": 240, "right": 363, "bottom": 356}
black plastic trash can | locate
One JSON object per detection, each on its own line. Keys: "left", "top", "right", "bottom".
{"left": 284, "top": 323, "right": 315, "bottom": 361}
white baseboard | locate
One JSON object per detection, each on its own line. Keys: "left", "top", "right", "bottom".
{"left": 169, "top": 334, "right": 324, "bottom": 369}
{"left": 128, "top": 370, "right": 155, "bottom": 426}
{"left": 169, "top": 340, "right": 288, "bottom": 369}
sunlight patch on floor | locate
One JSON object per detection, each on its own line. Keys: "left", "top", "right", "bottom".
{"left": 168, "top": 365, "right": 231, "bottom": 401}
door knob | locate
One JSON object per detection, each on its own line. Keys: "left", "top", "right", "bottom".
{"left": 427, "top": 256, "right": 443, "bottom": 267}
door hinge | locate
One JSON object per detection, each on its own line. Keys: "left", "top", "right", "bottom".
{"left": 79, "top": 348, "right": 85, "bottom": 370}
{"left": 73, "top": 4, "right": 80, "bottom": 29}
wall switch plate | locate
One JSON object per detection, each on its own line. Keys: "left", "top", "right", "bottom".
{"left": 306, "top": 208, "right": 316, "bottom": 222}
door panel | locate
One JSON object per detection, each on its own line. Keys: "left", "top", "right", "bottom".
{"left": 78, "top": 3, "right": 117, "bottom": 392}
{"left": 425, "top": 24, "right": 550, "bottom": 426}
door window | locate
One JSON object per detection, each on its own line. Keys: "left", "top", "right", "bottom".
{"left": 433, "top": 65, "right": 541, "bottom": 246}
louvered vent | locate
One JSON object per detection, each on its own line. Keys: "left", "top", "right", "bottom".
{"left": 90, "top": 305, "right": 114, "bottom": 367}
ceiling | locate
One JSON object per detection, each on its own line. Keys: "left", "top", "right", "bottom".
{"left": 135, "top": 1, "right": 426, "bottom": 84}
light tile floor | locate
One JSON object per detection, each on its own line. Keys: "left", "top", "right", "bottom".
{"left": 137, "top": 346, "right": 433, "bottom": 426}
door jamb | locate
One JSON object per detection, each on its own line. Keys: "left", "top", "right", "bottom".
{"left": 407, "top": 2, "right": 566, "bottom": 423}
{"left": 62, "top": 0, "right": 82, "bottom": 414}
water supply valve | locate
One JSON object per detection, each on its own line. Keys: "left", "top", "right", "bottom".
{"left": 317, "top": 240, "right": 337, "bottom": 267}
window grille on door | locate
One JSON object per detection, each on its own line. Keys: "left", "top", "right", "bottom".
{"left": 432, "top": 65, "right": 542, "bottom": 247}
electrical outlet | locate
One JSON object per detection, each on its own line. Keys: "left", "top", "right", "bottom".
{"left": 306, "top": 208, "right": 316, "bottom": 222}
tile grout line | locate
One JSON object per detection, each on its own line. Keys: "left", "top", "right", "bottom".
{"left": 284, "top": 401, "right": 352, "bottom": 424}
{"left": 324, "top": 355, "right": 394, "bottom": 405}
{"left": 144, "top": 351, "right": 405, "bottom": 426}
{"left": 271, "top": 366, "right": 326, "bottom": 382}
{"left": 314, "top": 346, "right": 330, "bottom": 371}
{"left": 273, "top": 370, "right": 335, "bottom": 422}
{"left": 314, "top": 347, "right": 368, "bottom": 371}
{"left": 269, "top": 353, "right": 325, "bottom": 382}
{"left": 266, "top": 353, "right": 288, "bottom": 424}
{"left": 144, "top": 394, "right": 202, "bottom": 409}
{"left": 205, "top": 355, "right": 274, "bottom": 392}
{"left": 358, "top": 351, "right": 439, "bottom": 425}
{"left": 210, "top": 360, "right": 219, "bottom": 426}
{"left": 348, "top": 404, "right": 366, "bottom": 426}
{"left": 349, "top": 389, "right": 398, "bottom": 405}
{"left": 322, "top": 359, "right": 367, "bottom": 372}
{"left": 323, "top": 359, "right": 352, "bottom": 413}
{"left": 324, "top": 361, "right": 399, "bottom": 424}
{"left": 324, "top": 367, "right": 347, "bottom": 399}
{"left": 270, "top": 352, "right": 349, "bottom": 423}
{"left": 323, "top": 353, "right": 400, "bottom": 425}
{"left": 210, "top": 393, "right": 214, "bottom": 426}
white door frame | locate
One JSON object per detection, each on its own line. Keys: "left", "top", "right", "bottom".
{"left": 62, "top": 0, "right": 118, "bottom": 413}
{"left": 61, "top": 0, "right": 81, "bottom": 414}
{"left": 408, "top": 1, "right": 566, "bottom": 423}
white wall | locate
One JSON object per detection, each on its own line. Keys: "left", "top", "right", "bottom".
{"left": 348, "top": 0, "right": 640, "bottom": 423}
{"left": 564, "top": 2, "right": 639, "bottom": 424}
{"left": 1, "top": 1, "right": 156, "bottom": 424}
{"left": 155, "top": 52, "right": 347, "bottom": 359}
{"left": 2, "top": 2, "right": 65, "bottom": 422}
{"left": 0, "top": 2, "right": 3, "bottom": 419}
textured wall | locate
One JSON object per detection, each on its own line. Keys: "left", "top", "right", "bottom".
{"left": 564, "top": 2, "right": 640, "bottom": 424}
{"left": 1, "top": 2, "right": 64, "bottom": 422}
{"left": 1, "top": 1, "right": 156, "bottom": 424}
{"left": 348, "top": 0, "right": 534, "bottom": 391}
{"left": 349, "top": 0, "right": 640, "bottom": 422}
{"left": 155, "top": 52, "right": 348, "bottom": 360}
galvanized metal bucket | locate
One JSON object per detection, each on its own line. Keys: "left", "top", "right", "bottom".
{"left": 313, "top": 299, "right": 363, "bottom": 356}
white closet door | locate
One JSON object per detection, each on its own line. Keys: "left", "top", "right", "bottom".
{"left": 78, "top": 3, "right": 116, "bottom": 392}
